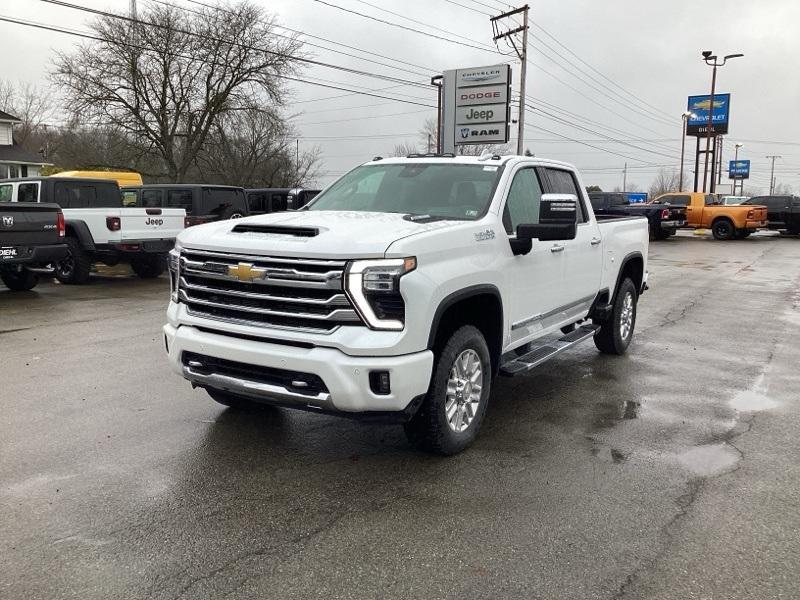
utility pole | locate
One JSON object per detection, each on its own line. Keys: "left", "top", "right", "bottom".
{"left": 716, "top": 136, "right": 724, "bottom": 186}
{"left": 622, "top": 163, "right": 627, "bottom": 192}
{"left": 490, "top": 5, "right": 529, "bottom": 155}
{"left": 767, "top": 155, "right": 781, "bottom": 194}
{"left": 130, "top": 0, "right": 137, "bottom": 19}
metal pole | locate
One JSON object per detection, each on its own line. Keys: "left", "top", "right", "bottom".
{"left": 733, "top": 144, "right": 739, "bottom": 195}
{"left": 622, "top": 162, "right": 627, "bottom": 192}
{"left": 702, "top": 63, "right": 717, "bottom": 192}
{"left": 430, "top": 75, "right": 443, "bottom": 154}
{"left": 130, "top": 0, "right": 137, "bottom": 19}
{"left": 710, "top": 136, "right": 718, "bottom": 193}
{"left": 694, "top": 135, "right": 701, "bottom": 192}
{"left": 679, "top": 116, "right": 687, "bottom": 192}
{"left": 716, "top": 136, "right": 724, "bottom": 186}
{"left": 516, "top": 5, "right": 529, "bottom": 155}
{"left": 767, "top": 155, "right": 781, "bottom": 194}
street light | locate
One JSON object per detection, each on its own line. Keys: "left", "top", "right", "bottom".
{"left": 733, "top": 142, "right": 743, "bottom": 194}
{"left": 701, "top": 51, "right": 744, "bottom": 193}
{"left": 679, "top": 111, "right": 696, "bottom": 191}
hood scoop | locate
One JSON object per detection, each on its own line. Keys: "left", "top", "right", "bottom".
{"left": 231, "top": 223, "right": 319, "bottom": 237}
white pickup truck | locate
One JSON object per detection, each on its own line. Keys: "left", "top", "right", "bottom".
{"left": 0, "top": 177, "right": 184, "bottom": 283}
{"left": 164, "top": 155, "right": 648, "bottom": 454}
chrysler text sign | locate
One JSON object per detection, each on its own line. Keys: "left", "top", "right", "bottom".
{"left": 686, "top": 93, "right": 731, "bottom": 136}
{"left": 441, "top": 63, "right": 511, "bottom": 151}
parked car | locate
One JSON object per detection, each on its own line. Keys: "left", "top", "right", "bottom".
{"left": 57, "top": 170, "right": 143, "bottom": 187}
{"left": 0, "top": 201, "right": 67, "bottom": 291}
{"left": 246, "top": 187, "right": 321, "bottom": 215}
{"left": 721, "top": 195, "right": 749, "bottom": 205}
{"left": 651, "top": 192, "right": 767, "bottom": 240}
{"left": 122, "top": 185, "right": 248, "bottom": 226}
{"left": 0, "top": 177, "right": 184, "bottom": 283}
{"left": 742, "top": 195, "right": 800, "bottom": 235}
{"left": 589, "top": 191, "right": 685, "bottom": 240}
{"left": 164, "top": 155, "right": 649, "bottom": 454}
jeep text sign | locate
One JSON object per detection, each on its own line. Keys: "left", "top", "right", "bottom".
{"left": 441, "top": 63, "right": 511, "bottom": 151}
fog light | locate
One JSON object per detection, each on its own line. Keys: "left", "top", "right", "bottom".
{"left": 369, "top": 371, "right": 391, "bottom": 395}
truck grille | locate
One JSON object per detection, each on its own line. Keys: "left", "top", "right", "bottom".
{"left": 178, "top": 249, "right": 363, "bottom": 333}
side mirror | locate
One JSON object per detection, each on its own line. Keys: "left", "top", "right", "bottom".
{"left": 510, "top": 194, "right": 578, "bottom": 255}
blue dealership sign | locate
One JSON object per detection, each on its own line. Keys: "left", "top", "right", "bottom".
{"left": 627, "top": 192, "right": 648, "bottom": 204}
{"left": 729, "top": 159, "right": 750, "bottom": 180}
{"left": 686, "top": 93, "right": 730, "bottom": 136}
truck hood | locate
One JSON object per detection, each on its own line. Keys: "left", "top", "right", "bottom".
{"left": 177, "top": 210, "right": 456, "bottom": 258}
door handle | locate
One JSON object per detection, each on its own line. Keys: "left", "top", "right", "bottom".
{"left": 550, "top": 244, "right": 565, "bottom": 253}
{"left": 590, "top": 237, "right": 602, "bottom": 246}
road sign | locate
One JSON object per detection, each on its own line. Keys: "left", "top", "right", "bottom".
{"left": 441, "top": 64, "right": 511, "bottom": 151}
{"left": 729, "top": 159, "right": 750, "bottom": 180}
{"left": 686, "top": 93, "right": 731, "bottom": 136}
{"left": 626, "top": 192, "right": 648, "bottom": 204}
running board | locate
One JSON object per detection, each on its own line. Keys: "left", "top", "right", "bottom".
{"left": 500, "top": 324, "right": 600, "bottom": 376}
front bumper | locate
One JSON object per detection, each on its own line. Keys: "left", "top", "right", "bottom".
{"left": 164, "top": 323, "right": 434, "bottom": 415}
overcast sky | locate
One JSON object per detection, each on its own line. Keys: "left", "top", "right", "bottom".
{"left": 1, "top": 0, "right": 798, "bottom": 193}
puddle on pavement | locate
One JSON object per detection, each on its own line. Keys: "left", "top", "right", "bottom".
{"left": 676, "top": 443, "right": 740, "bottom": 477}
{"left": 730, "top": 390, "right": 778, "bottom": 412}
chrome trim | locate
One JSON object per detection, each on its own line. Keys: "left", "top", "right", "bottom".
{"left": 181, "top": 248, "right": 348, "bottom": 269}
{"left": 512, "top": 294, "right": 596, "bottom": 330}
{"left": 179, "top": 276, "right": 350, "bottom": 307}
{"left": 178, "top": 289, "right": 360, "bottom": 322}
{"left": 181, "top": 257, "right": 342, "bottom": 290}
{"left": 183, "top": 366, "right": 333, "bottom": 409}
{"left": 184, "top": 308, "right": 342, "bottom": 335}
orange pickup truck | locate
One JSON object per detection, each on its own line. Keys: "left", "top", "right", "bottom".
{"left": 651, "top": 192, "right": 767, "bottom": 240}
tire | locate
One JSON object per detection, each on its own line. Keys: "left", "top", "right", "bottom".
{"left": 738, "top": 230, "right": 752, "bottom": 238}
{"left": 220, "top": 207, "right": 246, "bottom": 220}
{"left": 1, "top": 267, "right": 39, "bottom": 291}
{"left": 711, "top": 219, "right": 735, "bottom": 240}
{"left": 404, "top": 325, "right": 492, "bottom": 455}
{"left": 130, "top": 254, "right": 166, "bottom": 278}
{"left": 594, "top": 278, "right": 637, "bottom": 355}
{"left": 54, "top": 237, "right": 92, "bottom": 284}
{"left": 206, "top": 387, "right": 266, "bottom": 411}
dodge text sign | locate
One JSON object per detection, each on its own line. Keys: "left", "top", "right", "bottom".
{"left": 441, "top": 63, "right": 511, "bottom": 151}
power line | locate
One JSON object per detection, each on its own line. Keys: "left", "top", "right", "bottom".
{"left": 0, "top": 13, "right": 436, "bottom": 109}
{"left": 441, "top": 0, "right": 492, "bottom": 16}
{"left": 308, "top": 0, "right": 502, "bottom": 54}
{"left": 38, "top": 0, "right": 432, "bottom": 90}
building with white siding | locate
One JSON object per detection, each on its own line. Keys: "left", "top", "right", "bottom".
{"left": 0, "top": 110, "right": 49, "bottom": 179}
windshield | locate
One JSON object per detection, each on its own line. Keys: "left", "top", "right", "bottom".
{"left": 307, "top": 163, "right": 502, "bottom": 220}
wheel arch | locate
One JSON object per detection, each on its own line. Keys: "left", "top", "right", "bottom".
{"left": 64, "top": 219, "right": 96, "bottom": 251}
{"left": 614, "top": 252, "right": 645, "bottom": 299}
{"left": 427, "top": 285, "right": 504, "bottom": 377}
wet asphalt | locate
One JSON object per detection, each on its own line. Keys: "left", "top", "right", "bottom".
{"left": 1, "top": 231, "right": 799, "bottom": 600}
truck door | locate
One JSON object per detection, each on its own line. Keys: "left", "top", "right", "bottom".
{"left": 501, "top": 166, "right": 563, "bottom": 346}
{"left": 541, "top": 167, "right": 602, "bottom": 317}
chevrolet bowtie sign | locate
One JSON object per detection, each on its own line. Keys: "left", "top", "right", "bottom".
{"left": 441, "top": 64, "right": 511, "bottom": 152}
{"left": 227, "top": 262, "right": 267, "bottom": 283}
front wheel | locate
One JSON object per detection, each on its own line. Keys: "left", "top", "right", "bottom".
{"left": 54, "top": 237, "right": 92, "bottom": 284}
{"left": 594, "top": 278, "right": 637, "bottom": 355}
{"left": 404, "top": 325, "right": 492, "bottom": 455}
{"left": 1, "top": 266, "right": 39, "bottom": 291}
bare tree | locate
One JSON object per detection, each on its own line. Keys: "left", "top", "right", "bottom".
{"left": 0, "top": 79, "right": 55, "bottom": 149}
{"left": 649, "top": 168, "right": 681, "bottom": 198}
{"left": 52, "top": 1, "right": 303, "bottom": 182}
{"left": 392, "top": 141, "right": 419, "bottom": 157}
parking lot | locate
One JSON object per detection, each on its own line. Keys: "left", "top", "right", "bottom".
{"left": 2, "top": 231, "right": 799, "bottom": 600}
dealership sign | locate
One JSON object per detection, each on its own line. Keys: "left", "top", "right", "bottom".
{"left": 729, "top": 159, "right": 750, "bottom": 180}
{"left": 441, "top": 64, "right": 511, "bottom": 151}
{"left": 686, "top": 93, "right": 731, "bottom": 136}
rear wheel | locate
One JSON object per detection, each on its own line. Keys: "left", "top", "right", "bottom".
{"left": 54, "top": 237, "right": 92, "bottom": 284}
{"left": 1, "top": 267, "right": 39, "bottom": 291}
{"left": 594, "top": 278, "right": 637, "bottom": 355}
{"left": 130, "top": 254, "right": 166, "bottom": 278}
{"left": 711, "top": 219, "right": 735, "bottom": 240}
{"left": 220, "top": 207, "right": 246, "bottom": 220}
{"left": 404, "top": 325, "right": 491, "bottom": 455}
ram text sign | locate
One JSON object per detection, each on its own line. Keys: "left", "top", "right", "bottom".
{"left": 441, "top": 64, "right": 511, "bottom": 151}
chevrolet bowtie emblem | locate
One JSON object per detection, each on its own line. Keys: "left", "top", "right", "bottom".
{"left": 227, "top": 262, "right": 267, "bottom": 282}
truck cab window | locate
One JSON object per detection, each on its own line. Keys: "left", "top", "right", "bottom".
{"left": 543, "top": 168, "right": 588, "bottom": 222}
{"left": 18, "top": 183, "right": 39, "bottom": 203}
{"left": 503, "top": 168, "right": 542, "bottom": 234}
{"left": 122, "top": 191, "right": 138, "bottom": 207}
{"left": 0, "top": 184, "right": 13, "bottom": 202}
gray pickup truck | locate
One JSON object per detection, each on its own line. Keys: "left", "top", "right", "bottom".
{"left": 0, "top": 202, "right": 67, "bottom": 291}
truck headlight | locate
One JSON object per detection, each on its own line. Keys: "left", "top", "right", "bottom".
{"left": 168, "top": 247, "right": 181, "bottom": 303}
{"left": 345, "top": 257, "right": 416, "bottom": 330}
